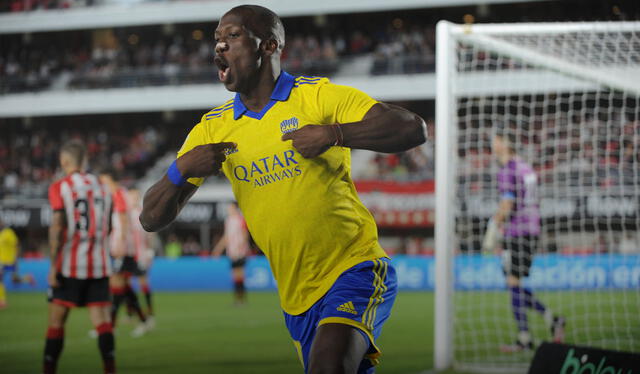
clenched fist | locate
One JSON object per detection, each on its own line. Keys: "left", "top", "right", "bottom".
{"left": 176, "top": 142, "right": 236, "bottom": 177}
{"left": 281, "top": 125, "right": 336, "bottom": 158}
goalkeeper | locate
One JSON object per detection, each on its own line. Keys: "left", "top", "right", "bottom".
{"left": 485, "top": 128, "right": 566, "bottom": 352}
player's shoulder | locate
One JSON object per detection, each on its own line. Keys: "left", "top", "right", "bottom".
{"left": 115, "top": 187, "right": 129, "bottom": 201}
{"left": 291, "top": 75, "right": 333, "bottom": 108}
{"left": 292, "top": 75, "right": 365, "bottom": 101}
{"left": 507, "top": 158, "right": 531, "bottom": 176}
{"left": 117, "top": 186, "right": 129, "bottom": 197}
{"left": 202, "top": 99, "right": 235, "bottom": 122}
{"left": 49, "top": 174, "right": 70, "bottom": 190}
{"left": 516, "top": 158, "right": 535, "bottom": 171}
{"left": 83, "top": 172, "right": 101, "bottom": 185}
{"left": 292, "top": 75, "right": 330, "bottom": 91}
{"left": 49, "top": 177, "right": 63, "bottom": 189}
{"left": 497, "top": 162, "right": 512, "bottom": 176}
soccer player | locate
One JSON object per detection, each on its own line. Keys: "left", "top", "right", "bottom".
{"left": 0, "top": 219, "right": 35, "bottom": 309}
{"left": 140, "top": 5, "right": 426, "bottom": 373}
{"left": 212, "top": 201, "right": 251, "bottom": 305}
{"left": 127, "top": 187, "right": 156, "bottom": 325}
{"left": 98, "top": 168, "right": 149, "bottom": 337}
{"left": 486, "top": 129, "right": 566, "bottom": 352}
{"left": 44, "top": 140, "right": 115, "bottom": 374}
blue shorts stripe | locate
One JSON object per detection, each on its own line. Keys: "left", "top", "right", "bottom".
{"left": 369, "top": 261, "right": 387, "bottom": 328}
{"left": 362, "top": 259, "right": 380, "bottom": 328}
{"left": 2, "top": 264, "right": 16, "bottom": 272}
{"left": 369, "top": 260, "right": 388, "bottom": 329}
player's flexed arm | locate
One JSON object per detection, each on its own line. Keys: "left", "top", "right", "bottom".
{"left": 140, "top": 142, "right": 236, "bottom": 232}
{"left": 282, "top": 102, "right": 426, "bottom": 158}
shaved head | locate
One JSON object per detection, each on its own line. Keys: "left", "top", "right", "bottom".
{"left": 226, "top": 4, "right": 285, "bottom": 51}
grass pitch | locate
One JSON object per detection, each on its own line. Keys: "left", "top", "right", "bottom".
{"left": 1, "top": 290, "right": 636, "bottom": 373}
{"left": 1, "top": 291, "right": 441, "bottom": 374}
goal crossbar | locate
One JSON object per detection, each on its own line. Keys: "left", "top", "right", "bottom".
{"left": 457, "top": 31, "right": 640, "bottom": 96}
{"left": 449, "top": 21, "right": 640, "bottom": 35}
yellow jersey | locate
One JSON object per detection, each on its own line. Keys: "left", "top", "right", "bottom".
{"left": 0, "top": 227, "right": 19, "bottom": 265}
{"left": 178, "top": 72, "right": 388, "bottom": 315}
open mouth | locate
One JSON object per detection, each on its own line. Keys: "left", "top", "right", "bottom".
{"left": 214, "top": 56, "right": 230, "bottom": 83}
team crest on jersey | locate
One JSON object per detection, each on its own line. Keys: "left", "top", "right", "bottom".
{"left": 280, "top": 117, "right": 299, "bottom": 134}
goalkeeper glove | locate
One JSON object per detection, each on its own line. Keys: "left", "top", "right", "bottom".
{"left": 481, "top": 218, "right": 501, "bottom": 255}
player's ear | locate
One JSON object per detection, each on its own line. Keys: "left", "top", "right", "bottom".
{"left": 261, "top": 38, "right": 278, "bottom": 56}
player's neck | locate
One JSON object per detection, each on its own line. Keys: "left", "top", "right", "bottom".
{"left": 64, "top": 167, "right": 82, "bottom": 176}
{"left": 108, "top": 181, "right": 120, "bottom": 192}
{"left": 239, "top": 64, "right": 280, "bottom": 112}
{"left": 499, "top": 153, "right": 514, "bottom": 165}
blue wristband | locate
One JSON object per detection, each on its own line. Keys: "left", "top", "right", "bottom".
{"left": 167, "top": 160, "right": 187, "bottom": 187}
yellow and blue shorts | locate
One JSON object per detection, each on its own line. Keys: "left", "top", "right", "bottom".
{"left": 1, "top": 263, "right": 16, "bottom": 274}
{"left": 283, "top": 258, "right": 397, "bottom": 374}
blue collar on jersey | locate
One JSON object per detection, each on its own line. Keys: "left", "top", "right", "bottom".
{"left": 233, "top": 71, "right": 295, "bottom": 120}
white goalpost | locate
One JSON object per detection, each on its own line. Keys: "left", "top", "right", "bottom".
{"left": 435, "top": 21, "right": 640, "bottom": 372}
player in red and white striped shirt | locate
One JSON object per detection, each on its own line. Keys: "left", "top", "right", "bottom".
{"left": 212, "top": 202, "right": 252, "bottom": 305}
{"left": 98, "top": 168, "right": 149, "bottom": 337}
{"left": 44, "top": 140, "right": 115, "bottom": 374}
{"left": 127, "top": 188, "right": 156, "bottom": 325}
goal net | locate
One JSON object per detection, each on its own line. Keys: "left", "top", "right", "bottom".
{"left": 435, "top": 21, "right": 640, "bottom": 372}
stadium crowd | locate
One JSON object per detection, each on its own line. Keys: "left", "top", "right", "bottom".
{"left": 0, "top": 0, "right": 156, "bottom": 12}
{"left": 355, "top": 142, "right": 434, "bottom": 181}
{"left": 0, "top": 21, "right": 435, "bottom": 93}
{"left": 2, "top": 0, "right": 633, "bottom": 93}
{"left": 0, "top": 120, "right": 171, "bottom": 198}
{"left": 2, "top": 109, "right": 637, "bottom": 199}
{"left": 0, "top": 0, "right": 75, "bottom": 12}
{"left": 0, "top": 112, "right": 435, "bottom": 199}
{"left": 458, "top": 114, "right": 640, "bottom": 190}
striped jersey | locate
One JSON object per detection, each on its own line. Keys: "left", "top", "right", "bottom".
{"left": 110, "top": 187, "right": 135, "bottom": 257}
{"left": 128, "top": 195, "right": 150, "bottom": 264}
{"left": 224, "top": 213, "right": 250, "bottom": 261}
{"left": 48, "top": 172, "right": 112, "bottom": 279}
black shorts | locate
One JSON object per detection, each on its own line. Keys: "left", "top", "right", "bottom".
{"left": 48, "top": 275, "right": 110, "bottom": 308}
{"left": 113, "top": 256, "right": 145, "bottom": 276}
{"left": 231, "top": 258, "right": 247, "bottom": 269}
{"left": 502, "top": 235, "right": 538, "bottom": 278}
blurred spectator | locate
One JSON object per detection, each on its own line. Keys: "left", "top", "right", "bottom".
{"left": 3, "top": 0, "right": 72, "bottom": 12}
{"left": 619, "top": 232, "right": 639, "bottom": 254}
{"left": 182, "top": 235, "right": 202, "bottom": 256}
{"left": 0, "top": 117, "right": 179, "bottom": 199}
{"left": 354, "top": 140, "right": 434, "bottom": 182}
{"left": 457, "top": 110, "right": 638, "bottom": 193}
{"left": 164, "top": 234, "right": 182, "bottom": 259}
{"left": 371, "top": 24, "right": 435, "bottom": 75}
{"left": 1, "top": 19, "right": 438, "bottom": 94}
